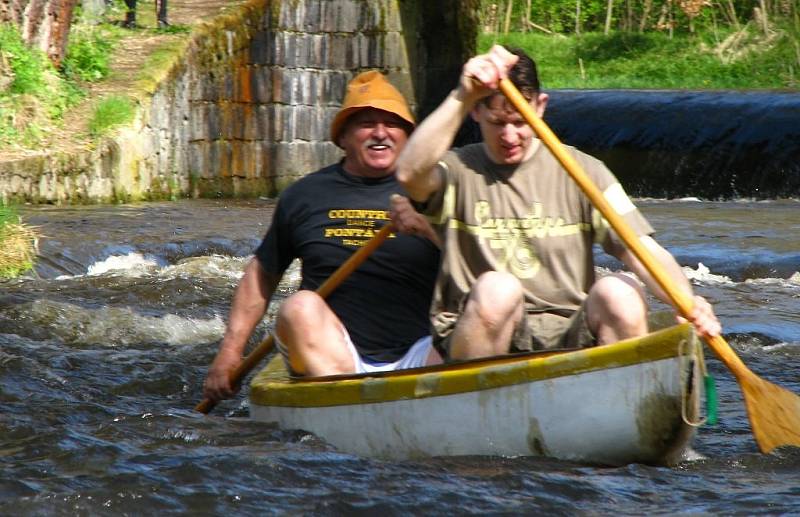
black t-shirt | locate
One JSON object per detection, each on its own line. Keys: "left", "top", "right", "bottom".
{"left": 255, "top": 163, "right": 440, "bottom": 362}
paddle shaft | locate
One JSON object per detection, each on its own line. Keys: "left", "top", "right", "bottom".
{"left": 497, "top": 79, "right": 751, "bottom": 378}
{"left": 195, "top": 223, "right": 396, "bottom": 414}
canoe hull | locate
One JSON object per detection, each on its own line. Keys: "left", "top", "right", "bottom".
{"left": 250, "top": 324, "right": 702, "bottom": 465}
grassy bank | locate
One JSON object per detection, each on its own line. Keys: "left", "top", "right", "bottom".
{"left": 0, "top": 204, "right": 37, "bottom": 278}
{"left": 0, "top": 19, "right": 122, "bottom": 149}
{"left": 480, "top": 19, "right": 800, "bottom": 90}
{"left": 0, "top": 1, "right": 189, "bottom": 151}
{"left": 0, "top": 25, "right": 78, "bottom": 147}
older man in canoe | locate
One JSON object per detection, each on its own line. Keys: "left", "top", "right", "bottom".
{"left": 393, "top": 45, "right": 721, "bottom": 360}
{"left": 203, "top": 71, "right": 441, "bottom": 402}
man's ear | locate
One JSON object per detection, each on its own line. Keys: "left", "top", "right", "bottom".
{"left": 470, "top": 104, "right": 482, "bottom": 123}
{"left": 535, "top": 92, "right": 550, "bottom": 118}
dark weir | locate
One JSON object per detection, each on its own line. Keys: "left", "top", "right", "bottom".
{"left": 542, "top": 90, "right": 800, "bottom": 200}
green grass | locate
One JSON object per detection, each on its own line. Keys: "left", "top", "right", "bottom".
{"left": 0, "top": 24, "right": 67, "bottom": 146}
{"left": 0, "top": 203, "right": 20, "bottom": 227}
{"left": 1, "top": 4, "right": 192, "bottom": 150}
{"left": 88, "top": 95, "right": 136, "bottom": 136}
{"left": 480, "top": 21, "right": 800, "bottom": 90}
{"left": 62, "top": 25, "right": 118, "bottom": 82}
{"left": 0, "top": 20, "right": 124, "bottom": 148}
{"left": 155, "top": 24, "right": 191, "bottom": 35}
{"left": 0, "top": 203, "right": 37, "bottom": 279}
{"left": 0, "top": 21, "right": 121, "bottom": 147}
{"left": 136, "top": 40, "right": 189, "bottom": 93}
{"left": 0, "top": 24, "right": 50, "bottom": 96}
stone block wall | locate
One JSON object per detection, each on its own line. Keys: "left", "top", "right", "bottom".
{"left": 0, "top": 0, "right": 477, "bottom": 203}
{"left": 84, "top": 0, "right": 425, "bottom": 200}
{"left": 182, "top": 0, "right": 422, "bottom": 197}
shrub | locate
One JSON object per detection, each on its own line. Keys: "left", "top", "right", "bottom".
{"left": 62, "top": 26, "right": 114, "bottom": 82}
{"left": 0, "top": 24, "right": 49, "bottom": 96}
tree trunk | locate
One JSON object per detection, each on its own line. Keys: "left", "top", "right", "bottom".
{"left": 503, "top": 0, "right": 514, "bottom": 34}
{"left": 0, "top": 0, "right": 78, "bottom": 67}
{"left": 575, "top": 0, "right": 581, "bottom": 35}
{"left": 726, "top": 0, "right": 741, "bottom": 30}
{"left": 625, "top": 0, "right": 632, "bottom": 32}
{"left": 758, "top": 0, "right": 770, "bottom": 34}
{"left": 668, "top": 0, "right": 674, "bottom": 38}
{"left": 795, "top": 0, "right": 800, "bottom": 32}
{"left": 525, "top": 0, "right": 531, "bottom": 32}
{"left": 604, "top": 0, "right": 614, "bottom": 35}
{"left": 639, "top": 0, "right": 652, "bottom": 32}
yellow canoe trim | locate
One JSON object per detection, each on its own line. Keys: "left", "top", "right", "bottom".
{"left": 250, "top": 323, "right": 695, "bottom": 408}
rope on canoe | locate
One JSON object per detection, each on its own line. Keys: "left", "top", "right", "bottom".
{"left": 680, "top": 331, "right": 719, "bottom": 427}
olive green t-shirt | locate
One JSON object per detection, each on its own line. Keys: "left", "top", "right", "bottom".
{"left": 421, "top": 141, "right": 654, "bottom": 346}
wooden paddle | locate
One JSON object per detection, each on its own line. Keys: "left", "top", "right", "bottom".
{"left": 195, "top": 223, "right": 396, "bottom": 414}
{"left": 498, "top": 78, "right": 800, "bottom": 454}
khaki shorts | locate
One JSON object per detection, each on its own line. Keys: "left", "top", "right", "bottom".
{"left": 433, "top": 303, "right": 596, "bottom": 357}
{"left": 512, "top": 306, "right": 596, "bottom": 352}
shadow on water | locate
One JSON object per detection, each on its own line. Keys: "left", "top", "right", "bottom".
{"left": 544, "top": 90, "right": 800, "bottom": 199}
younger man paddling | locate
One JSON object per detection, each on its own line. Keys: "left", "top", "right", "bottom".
{"left": 204, "top": 71, "right": 441, "bottom": 403}
{"left": 393, "top": 45, "right": 721, "bottom": 360}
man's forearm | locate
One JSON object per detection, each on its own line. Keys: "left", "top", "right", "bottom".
{"left": 395, "top": 88, "right": 475, "bottom": 201}
{"left": 220, "top": 258, "right": 276, "bottom": 356}
{"left": 622, "top": 237, "right": 693, "bottom": 307}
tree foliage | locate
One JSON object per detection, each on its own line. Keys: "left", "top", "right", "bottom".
{"left": 481, "top": 0, "right": 799, "bottom": 35}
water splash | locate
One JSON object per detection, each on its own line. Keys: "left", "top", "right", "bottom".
{"left": 60, "top": 252, "right": 163, "bottom": 279}
{"left": 17, "top": 299, "right": 226, "bottom": 346}
{"left": 683, "top": 263, "right": 733, "bottom": 284}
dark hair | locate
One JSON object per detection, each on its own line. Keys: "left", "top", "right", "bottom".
{"left": 480, "top": 47, "right": 540, "bottom": 105}
{"left": 508, "top": 48, "right": 540, "bottom": 99}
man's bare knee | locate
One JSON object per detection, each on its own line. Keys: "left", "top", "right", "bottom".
{"left": 275, "top": 290, "right": 331, "bottom": 349}
{"left": 451, "top": 272, "right": 524, "bottom": 359}
{"left": 277, "top": 290, "right": 326, "bottom": 329}
{"left": 470, "top": 271, "right": 524, "bottom": 322}
{"left": 276, "top": 291, "right": 352, "bottom": 375}
{"left": 587, "top": 274, "right": 648, "bottom": 342}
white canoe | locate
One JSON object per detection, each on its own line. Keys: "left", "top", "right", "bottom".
{"left": 250, "top": 323, "right": 705, "bottom": 466}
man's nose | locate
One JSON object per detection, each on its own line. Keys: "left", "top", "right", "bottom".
{"left": 372, "top": 123, "right": 389, "bottom": 139}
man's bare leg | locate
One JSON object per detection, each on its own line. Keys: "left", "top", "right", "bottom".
{"left": 449, "top": 271, "right": 524, "bottom": 360}
{"left": 275, "top": 290, "right": 354, "bottom": 376}
{"left": 425, "top": 346, "right": 443, "bottom": 365}
{"left": 586, "top": 273, "right": 649, "bottom": 345}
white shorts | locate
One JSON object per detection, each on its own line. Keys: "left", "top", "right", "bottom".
{"left": 275, "top": 328, "right": 433, "bottom": 375}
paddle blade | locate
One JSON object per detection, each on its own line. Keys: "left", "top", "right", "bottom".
{"left": 743, "top": 374, "right": 800, "bottom": 453}
{"left": 195, "top": 397, "right": 216, "bottom": 415}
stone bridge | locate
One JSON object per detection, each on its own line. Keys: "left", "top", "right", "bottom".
{"left": 0, "top": 0, "right": 479, "bottom": 203}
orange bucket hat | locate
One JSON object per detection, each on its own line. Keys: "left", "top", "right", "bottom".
{"left": 330, "top": 70, "right": 415, "bottom": 146}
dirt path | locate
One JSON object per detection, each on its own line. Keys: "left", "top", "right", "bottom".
{"left": 0, "top": 0, "right": 242, "bottom": 162}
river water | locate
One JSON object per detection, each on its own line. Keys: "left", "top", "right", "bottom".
{"left": 1, "top": 197, "right": 798, "bottom": 514}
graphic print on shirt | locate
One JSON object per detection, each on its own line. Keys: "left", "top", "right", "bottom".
{"left": 456, "top": 200, "right": 591, "bottom": 279}
{"left": 324, "top": 208, "right": 393, "bottom": 247}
